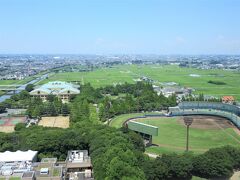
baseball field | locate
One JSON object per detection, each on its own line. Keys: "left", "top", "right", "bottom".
{"left": 110, "top": 113, "right": 240, "bottom": 154}
{"left": 38, "top": 64, "right": 240, "bottom": 100}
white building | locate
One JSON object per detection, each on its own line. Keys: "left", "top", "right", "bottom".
{"left": 0, "top": 150, "right": 38, "bottom": 163}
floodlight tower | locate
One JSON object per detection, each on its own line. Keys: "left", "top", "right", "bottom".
{"left": 184, "top": 116, "right": 193, "bottom": 152}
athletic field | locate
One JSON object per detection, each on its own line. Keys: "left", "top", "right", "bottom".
{"left": 110, "top": 114, "right": 240, "bottom": 154}
{"left": 38, "top": 116, "right": 70, "bottom": 128}
{"left": 39, "top": 65, "right": 240, "bottom": 100}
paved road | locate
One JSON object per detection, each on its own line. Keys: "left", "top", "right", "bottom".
{"left": 0, "top": 74, "right": 49, "bottom": 103}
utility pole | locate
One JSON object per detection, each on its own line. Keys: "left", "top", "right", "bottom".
{"left": 184, "top": 117, "right": 193, "bottom": 152}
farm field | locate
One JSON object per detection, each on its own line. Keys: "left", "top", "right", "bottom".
{"left": 39, "top": 116, "right": 70, "bottom": 128}
{"left": 110, "top": 113, "right": 240, "bottom": 154}
{"left": 0, "top": 71, "right": 48, "bottom": 86}
{"left": 39, "top": 64, "right": 240, "bottom": 100}
{"left": 0, "top": 77, "right": 35, "bottom": 85}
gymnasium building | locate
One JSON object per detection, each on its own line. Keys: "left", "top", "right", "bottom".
{"left": 30, "top": 81, "right": 80, "bottom": 103}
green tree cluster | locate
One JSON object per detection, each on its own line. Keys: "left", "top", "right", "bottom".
{"left": 144, "top": 146, "right": 240, "bottom": 180}
{"left": 25, "top": 84, "right": 34, "bottom": 92}
{"left": 0, "top": 103, "right": 6, "bottom": 113}
{"left": 27, "top": 95, "right": 69, "bottom": 118}
{"left": 97, "top": 82, "right": 177, "bottom": 122}
{"left": 0, "top": 122, "right": 146, "bottom": 180}
{"left": 2, "top": 90, "right": 31, "bottom": 109}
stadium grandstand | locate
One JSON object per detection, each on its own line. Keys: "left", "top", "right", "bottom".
{"left": 169, "top": 101, "right": 240, "bottom": 128}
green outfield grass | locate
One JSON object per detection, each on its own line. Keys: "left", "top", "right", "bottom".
{"left": 39, "top": 64, "right": 240, "bottom": 100}
{"left": 110, "top": 113, "right": 240, "bottom": 154}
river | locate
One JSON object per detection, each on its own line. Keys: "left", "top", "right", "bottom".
{"left": 0, "top": 73, "right": 49, "bottom": 103}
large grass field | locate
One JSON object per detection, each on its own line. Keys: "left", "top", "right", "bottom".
{"left": 110, "top": 114, "right": 240, "bottom": 155}
{"left": 39, "top": 64, "right": 240, "bottom": 100}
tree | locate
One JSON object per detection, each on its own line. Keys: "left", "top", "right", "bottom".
{"left": 47, "top": 94, "right": 55, "bottom": 102}
{"left": 61, "top": 104, "right": 69, "bottom": 116}
{"left": 192, "top": 147, "right": 234, "bottom": 179}
{"left": 0, "top": 103, "right": 6, "bottom": 113}
{"left": 32, "top": 106, "right": 42, "bottom": 117}
{"left": 53, "top": 97, "right": 62, "bottom": 113}
{"left": 14, "top": 123, "right": 26, "bottom": 131}
{"left": 45, "top": 102, "right": 57, "bottom": 116}
{"left": 25, "top": 84, "right": 34, "bottom": 92}
{"left": 99, "top": 97, "right": 112, "bottom": 122}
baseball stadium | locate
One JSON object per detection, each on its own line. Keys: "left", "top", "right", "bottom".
{"left": 110, "top": 101, "right": 240, "bottom": 155}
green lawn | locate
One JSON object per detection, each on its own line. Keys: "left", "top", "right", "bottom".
{"left": 110, "top": 113, "right": 240, "bottom": 154}
{"left": 109, "top": 113, "right": 144, "bottom": 128}
{"left": 39, "top": 64, "right": 240, "bottom": 100}
{"left": 9, "top": 177, "right": 21, "bottom": 180}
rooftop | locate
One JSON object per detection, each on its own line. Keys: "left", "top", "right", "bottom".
{"left": 66, "top": 150, "right": 92, "bottom": 169}
{"left": 0, "top": 150, "right": 38, "bottom": 163}
{"left": 30, "top": 81, "right": 80, "bottom": 95}
{"left": 222, "top": 96, "right": 235, "bottom": 101}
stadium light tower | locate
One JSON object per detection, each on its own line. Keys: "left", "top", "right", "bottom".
{"left": 184, "top": 116, "right": 193, "bottom": 152}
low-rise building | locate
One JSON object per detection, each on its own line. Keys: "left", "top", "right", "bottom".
{"left": 0, "top": 150, "right": 38, "bottom": 178}
{"left": 0, "top": 150, "right": 93, "bottom": 180}
{"left": 0, "top": 150, "right": 38, "bottom": 164}
{"left": 222, "top": 96, "right": 235, "bottom": 104}
{"left": 32, "top": 158, "right": 63, "bottom": 180}
{"left": 65, "top": 150, "right": 93, "bottom": 180}
{"left": 30, "top": 81, "right": 80, "bottom": 103}
{"left": 153, "top": 85, "right": 193, "bottom": 101}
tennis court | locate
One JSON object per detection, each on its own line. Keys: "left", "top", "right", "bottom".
{"left": 0, "top": 116, "right": 26, "bottom": 133}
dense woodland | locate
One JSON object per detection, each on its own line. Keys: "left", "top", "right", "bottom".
{"left": 71, "top": 82, "right": 177, "bottom": 123}
{"left": 1, "top": 123, "right": 240, "bottom": 179}
{"left": 0, "top": 81, "right": 240, "bottom": 179}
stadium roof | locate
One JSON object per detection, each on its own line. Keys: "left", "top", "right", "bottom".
{"left": 0, "top": 150, "right": 38, "bottom": 162}
{"left": 128, "top": 121, "right": 158, "bottom": 136}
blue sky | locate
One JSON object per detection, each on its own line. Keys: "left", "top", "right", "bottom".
{"left": 0, "top": 0, "right": 240, "bottom": 54}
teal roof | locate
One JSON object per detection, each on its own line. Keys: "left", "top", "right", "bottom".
{"left": 41, "top": 81, "right": 76, "bottom": 89}
{"left": 30, "top": 81, "right": 80, "bottom": 95}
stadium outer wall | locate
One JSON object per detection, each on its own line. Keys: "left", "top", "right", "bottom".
{"left": 121, "top": 102, "right": 240, "bottom": 129}
{"left": 169, "top": 101, "right": 240, "bottom": 129}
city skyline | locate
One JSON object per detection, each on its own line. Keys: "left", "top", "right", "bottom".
{"left": 0, "top": 0, "right": 240, "bottom": 54}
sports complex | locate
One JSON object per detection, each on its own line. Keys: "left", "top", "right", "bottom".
{"left": 110, "top": 101, "right": 240, "bottom": 155}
